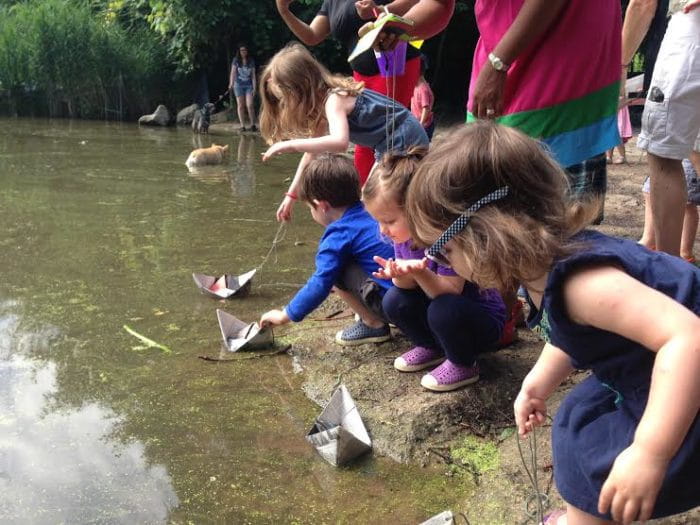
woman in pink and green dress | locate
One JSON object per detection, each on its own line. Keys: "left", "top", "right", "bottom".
{"left": 467, "top": 0, "right": 622, "bottom": 221}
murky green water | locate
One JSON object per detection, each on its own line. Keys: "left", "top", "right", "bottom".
{"left": 0, "top": 118, "right": 463, "bottom": 524}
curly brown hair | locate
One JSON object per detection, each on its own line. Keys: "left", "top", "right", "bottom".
{"left": 259, "top": 42, "right": 364, "bottom": 144}
{"left": 405, "top": 121, "right": 600, "bottom": 290}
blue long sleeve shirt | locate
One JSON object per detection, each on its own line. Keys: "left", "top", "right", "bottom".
{"left": 285, "top": 203, "right": 394, "bottom": 322}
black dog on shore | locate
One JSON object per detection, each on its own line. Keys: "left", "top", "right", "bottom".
{"left": 192, "top": 103, "right": 215, "bottom": 134}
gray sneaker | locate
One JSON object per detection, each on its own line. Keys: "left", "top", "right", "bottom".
{"left": 335, "top": 320, "right": 391, "bottom": 346}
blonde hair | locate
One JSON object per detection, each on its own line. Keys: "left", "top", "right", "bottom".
{"left": 259, "top": 42, "right": 364, "bottom": 144}
{"left": 362, "top": 146, "right": 428, "bottom": 207}
{"left": 405, "top": 121, "right": 601, "bottom": 291}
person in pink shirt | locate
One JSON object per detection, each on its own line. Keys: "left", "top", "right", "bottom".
{"left": 410, "top": 55, "right": 435, "bottom": 141}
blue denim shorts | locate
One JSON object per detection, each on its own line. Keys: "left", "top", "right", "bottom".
{"left": 233, "top": 84, "right": 253, "bottom": 98}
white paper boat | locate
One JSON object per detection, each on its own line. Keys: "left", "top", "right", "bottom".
{"left": 192, "top": 269, "right": 256, "bottom": 299}
{"left": 306, "top": 385, "right": 372, "bottom": 466}
{"left": 419, "top": 510, "right": 456, "bottom": 525}
{"left": 216, "top": 309, "right": 274, "bottom": 352}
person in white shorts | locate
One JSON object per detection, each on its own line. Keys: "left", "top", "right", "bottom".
{"left": 622, "top": 0, "right": 700, "bottom": 256}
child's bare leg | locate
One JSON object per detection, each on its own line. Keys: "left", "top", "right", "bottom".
{"left": 639, "top": 192, "right": 656, "bottom": 249}
{"left": 606, "top": 148, "right": 613, "bottom": 163}
{"left": 332, "top": 286, "right": 385, "bottom": 328}
{"left": 689, "top": 150, "right": 700, "bottom": 174}
{"left": 681, "top": 203, "right": 698, "bottom": 260}
{"left": 615, "top": 143, "right": 626, "bottom": 163}
{"left": 558, "top": 504, "right": 614, "bottom": 525}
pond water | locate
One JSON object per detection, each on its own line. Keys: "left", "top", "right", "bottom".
{"left": 0, "top": 119, "right": 464, "bottom": 524}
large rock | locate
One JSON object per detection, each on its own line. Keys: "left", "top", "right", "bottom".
{"left": 210, "top": 108, "right": 234, "bottom": 124}
{"left": 138, "top": 105, "right": 171, "bottom": 126}
{"left": 176, "top": 103, "right": 198, "bottom": 125}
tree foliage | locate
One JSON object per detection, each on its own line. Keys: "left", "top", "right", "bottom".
{"left": 0, "top": 0, "right": 170, "bottom": 118}
{"left": 103, "top": 0, "right": 335, "bottom": 74}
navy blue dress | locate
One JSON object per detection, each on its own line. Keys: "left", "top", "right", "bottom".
{"left": 526, "top": 230, "right": 700, "bottom": 519}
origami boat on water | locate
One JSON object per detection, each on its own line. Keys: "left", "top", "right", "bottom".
{"left": 306, "top": 385, "right": 372, "bottom": 466}
{"left": 216, "top": 309, "right": 274, "bottom": 352}
{"left": 192, "top": 269, "right": 256, "bottom": 299}
{"left": 419, "top": 511, "right": 457, "bottom": 525}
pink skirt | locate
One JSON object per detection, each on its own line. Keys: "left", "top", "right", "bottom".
{"left": 618, "top": 106, "right": 633, "bottom": 142}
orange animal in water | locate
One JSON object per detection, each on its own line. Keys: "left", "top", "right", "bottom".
{"left": 185, "top": 144, "right": 229, "bottom": 168}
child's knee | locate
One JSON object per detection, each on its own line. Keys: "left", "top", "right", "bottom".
{"left": 382, "top": 286, "right": 420, "bottom": 322}
{"left": 426, "top": 294, "right": 460, "bottom": 330}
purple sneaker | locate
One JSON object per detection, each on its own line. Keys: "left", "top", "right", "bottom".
{"left": 394, "top": 346, "right": 445, "bottom": 372}
{"left": 421, "top": 360, "right": 480, "bottom": 392}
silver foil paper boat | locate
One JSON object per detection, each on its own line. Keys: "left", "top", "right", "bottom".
{"left": 216, "top": 309, "right": 274, "bottom": 352}
{"left": 306, "top": 385, "right": 372, "bottom": 466}
{"left": 192, "top": 269, "right": 256, "bottom": 299}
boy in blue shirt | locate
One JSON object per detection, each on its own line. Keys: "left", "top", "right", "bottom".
{"left": 260, "top": 154, "right": 394, "bottom": 345}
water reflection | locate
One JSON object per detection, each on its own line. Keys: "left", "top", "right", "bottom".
{"left": 0, "top": 118, "right": 462, "bottom": 523}
{"left": 231, "top": 134, "right": 257, "bottom": 198}
{"left": 0, "top": 314, "right": 178, "bottom": 524}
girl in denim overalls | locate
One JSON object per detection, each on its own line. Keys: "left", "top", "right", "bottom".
{"left": 259, "top": 42, "right": 428, "bottom": 223}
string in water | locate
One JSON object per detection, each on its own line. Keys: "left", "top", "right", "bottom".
{"left": 255, "top": 221, "right": 288, "bottom": 274}
{"left": 516, "top": 426, "right": 549, "bottom": 524}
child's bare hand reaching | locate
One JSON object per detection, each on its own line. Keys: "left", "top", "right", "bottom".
{"left": 262, "top": 141, "right": 297, "bottom": 162}
{"left": 514, "top": 389, "right": 547, "bottom": 437}
{"left": 260, "top": 309, "right": 290, "bottom": 328}
{"left": 276, "top": 195, "right": 295, "bottom": 222}
{"left": 372, "top": 256, "right": 428, "bottom": 279}
{"left": 598, "top": 443, "right": 668, "bottom": 524}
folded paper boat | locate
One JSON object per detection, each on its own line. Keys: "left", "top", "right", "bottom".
{"left": 192, "top": 269, "right": 256, "bottom": 299}
{"left": 216, "top": 309, "right": 274, "bottom": 352}
{"left": 306, "top": 385, "right": 371, "bottom": 466}
{"left": 419, "top": 511, "right": 456, "bottom": 525}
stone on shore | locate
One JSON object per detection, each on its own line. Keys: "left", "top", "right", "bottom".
{"left": 138, "top": 105, "right": 171, "bottom": 126}
{"left": 176, "top": 104, "right": 198, "bottom": 125}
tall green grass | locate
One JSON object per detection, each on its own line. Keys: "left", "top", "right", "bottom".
{"left": 0, "top": 0, "right": 171, "bottom": 119}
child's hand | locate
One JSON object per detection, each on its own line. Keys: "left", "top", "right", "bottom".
{"left": 277, "top": 195, "right": 295, "bottom": 222}
{"left": 514, "top": 389, "right": 547, "bottom": 437}
{"left": 393, "top": 257, "right": 429, "bottom": 276}
{"left": 372, "top": 256, "right": 428, "bottom": 279}
{"left": 598, "top": 443, "right": 668, "bottom": 524}
{"left": 372, "top": 255, "right": 397, "bottom": 279}
{"left": 262, "top": 141, "right": 296, "bottom": 162}
{"left": 354, "top": 0, "right": 377, "bottom": 20}
{"left": 260, "top": 309, "right": 290, "bottom": 328}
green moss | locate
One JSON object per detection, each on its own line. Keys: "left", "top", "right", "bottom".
{"left": 451, "top": 436, "right": 500, "bottom": 476}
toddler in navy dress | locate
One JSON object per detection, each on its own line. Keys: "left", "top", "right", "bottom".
{"left": 405, "top": 121, "right": 700, "bottom": 525}
{"left": 362, "top": 148, "right": 505, "bottom": 391}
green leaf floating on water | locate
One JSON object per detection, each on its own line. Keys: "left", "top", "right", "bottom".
{"left": 123, "top": 325, "right": 172, "bottom": 354}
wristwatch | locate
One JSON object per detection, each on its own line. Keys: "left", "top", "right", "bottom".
{"left": 488, "top": 52, "right": 510, "bottom": 72}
